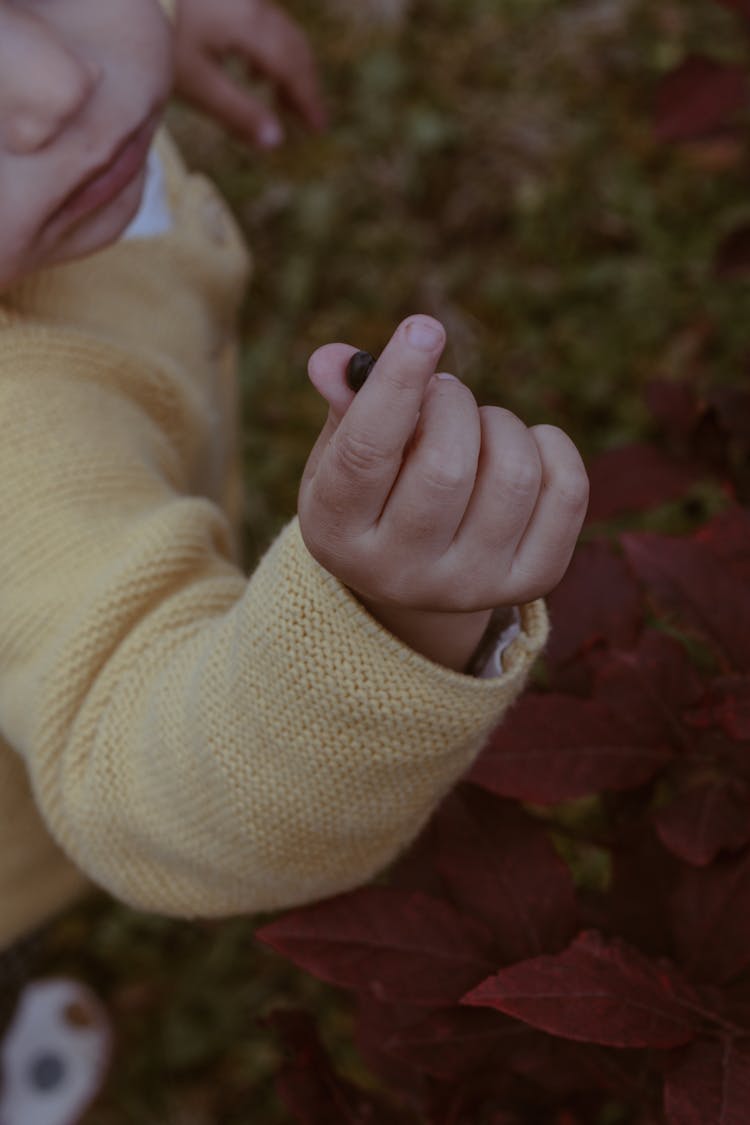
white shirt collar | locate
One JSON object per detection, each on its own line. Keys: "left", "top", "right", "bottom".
{"left": 121, "top": 146, "right": 173, "bottom": 241}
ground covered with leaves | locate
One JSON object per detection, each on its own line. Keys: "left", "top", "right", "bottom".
{"left": 28, "top": 0, "right": 750, "bottom": 1120}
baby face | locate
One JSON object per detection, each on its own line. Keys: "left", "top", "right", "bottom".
{"left": 0, "top": 0, "right": 174, "bottom": 290}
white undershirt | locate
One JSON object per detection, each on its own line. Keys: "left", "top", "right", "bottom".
{"left": 122, "top": 147, "right": 173, "bottom": 240}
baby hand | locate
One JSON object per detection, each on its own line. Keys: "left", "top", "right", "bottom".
{"left": 173, "top": 0, "right": 327, "bottom": 149}
{"left": 298, "top": 316, "right": 589, "bottom": 671}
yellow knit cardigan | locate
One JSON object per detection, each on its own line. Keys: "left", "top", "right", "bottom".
{"left": 0, "top": 129, "right": 548, "bottom": 952}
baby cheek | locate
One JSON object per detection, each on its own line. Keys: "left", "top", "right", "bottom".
{"left": 0, "top": 167, "right": 96, "bottom": 288}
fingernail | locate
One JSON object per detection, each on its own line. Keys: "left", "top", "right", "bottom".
{"left": 406, "top": 318, "right": 444, "bottom": 352}
{"left": 258, "top": 120, "right": 284, "bottom": 148}
{"left": 435, "top": 372, "right": 459, "bottom": 383}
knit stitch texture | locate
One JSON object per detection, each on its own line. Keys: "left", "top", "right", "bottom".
{"left": 0, "top": 130, "right": 548, "bottom": 952}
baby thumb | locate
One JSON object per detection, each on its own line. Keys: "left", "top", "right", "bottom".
{"left": 307, "top": 343, "right": 360, "bottom": 423}
{"left": 302, "top": 343, "right": 360, "bottom": 485}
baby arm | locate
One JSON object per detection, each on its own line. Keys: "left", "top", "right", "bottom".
{"left": 299, "top": 316, "right": 589, "bottom": 672}
{"left": 0, "top": 326, "right": 550, "bottom": 921}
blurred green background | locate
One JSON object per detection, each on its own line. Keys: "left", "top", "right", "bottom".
{"left": 29, "top": 0, "right": 750, "bottom": 1119}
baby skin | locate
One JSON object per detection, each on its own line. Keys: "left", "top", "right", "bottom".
{"left": 300, "top": 317, "right": 589, "bottom": 671}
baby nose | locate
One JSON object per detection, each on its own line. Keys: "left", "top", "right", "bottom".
{"left": 2, "top": 43, "right": 100, "bottom": 155}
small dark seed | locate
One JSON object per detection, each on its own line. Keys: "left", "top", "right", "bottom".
{"left": 346, "top": 350, "right": 376, "bottom": 392}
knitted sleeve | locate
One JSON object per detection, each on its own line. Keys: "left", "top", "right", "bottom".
{"left": 0, "top": 326, "right": 548, "bottom": 917}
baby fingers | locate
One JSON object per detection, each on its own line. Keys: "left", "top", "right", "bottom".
{"left": 377, "top": 373, "right": 481, "bottom": 552}
{"left": 438, "top": 411, "right": 588, "bottom": 611}
{"left": 507, "top": 423, "right": 589, "bottom": 602}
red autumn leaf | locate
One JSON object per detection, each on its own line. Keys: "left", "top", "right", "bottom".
{"left": 545, "top": 540, "right": 642, "bottom": 674}
{"left": 510, "top": 1036, "right": 651, "bottom": 1101}
{"left": 709, "top": 386, "right": 750, "bottom": 446}
{"left": 715, "top": 0, "right": 750, "bottom": 21}
{"left": 686, "top": 676, "right": 750, "bottom": 740}
{"left": 683, "top": 135, "right": 747, "bottom": 174}
{"left": 606, "top": 819, "right": 683, "bottom": 959}
{"left": 462, "top": 931, "right": 705, "bottom": 1048}
{"left": 702, "top": 390, "right": 750, "bottom": 499}
{"left": 387, "top": 818, "right": 448, "bottom": 899}
{"left": 425, "top": 1083, "right": 519, "bottom": 1125}
{"left": 671, "top": 850, "right": 750, "bottom": 984}
{"left": 655, "top": 57, "right": 749, "bottom": 142}
{"left": 664, "top": 1036, "right": 750, "bottom": 1125}
{"left": 594, "top": 631, "right": 703, "bottom": 748}
{"left": 696, "top": 507, "right": 750, "bottom": 582}
{"left": 690, "top": 407, "right": 739, "bottom": 484}
{"left": 268, "top": 1010, "right": 412, "bottom": 1124}
{"left": 653, "top": 775, "right": 750, "bottom": 866}
{"left": 507, "top": 1034, "right": 594, "bottom": 1099}
{"left": 383, "top": 1006, "right": 530, "bottom": 1080}
{"left": 256, "top": 887, "right": 495, "bottom": 1006}
{"left": 715, "top": 224, "right": 750, "bottom": 279}
{"left": 646, "top": 380, "right": 702, "bottom": 444}
{"left": 432, "top": 786, "right": 578, "bottom": 963}
{"left": 419, "top": 1058, "right": 521, "bottom": 1125}
{"left": 353, "top": 995, "right": 430, "bottom": 1104}
{"left": 586, "top": 444, "right": 701, "bottom": 522}
{"left": 718, "top": 977, "right": 750, "bottom": 1032}
{"left": 622, "top": 531, "right": 750, "bottom": 671}
{"left": 470, "top": 695, "right": 672, "bottom": 804}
